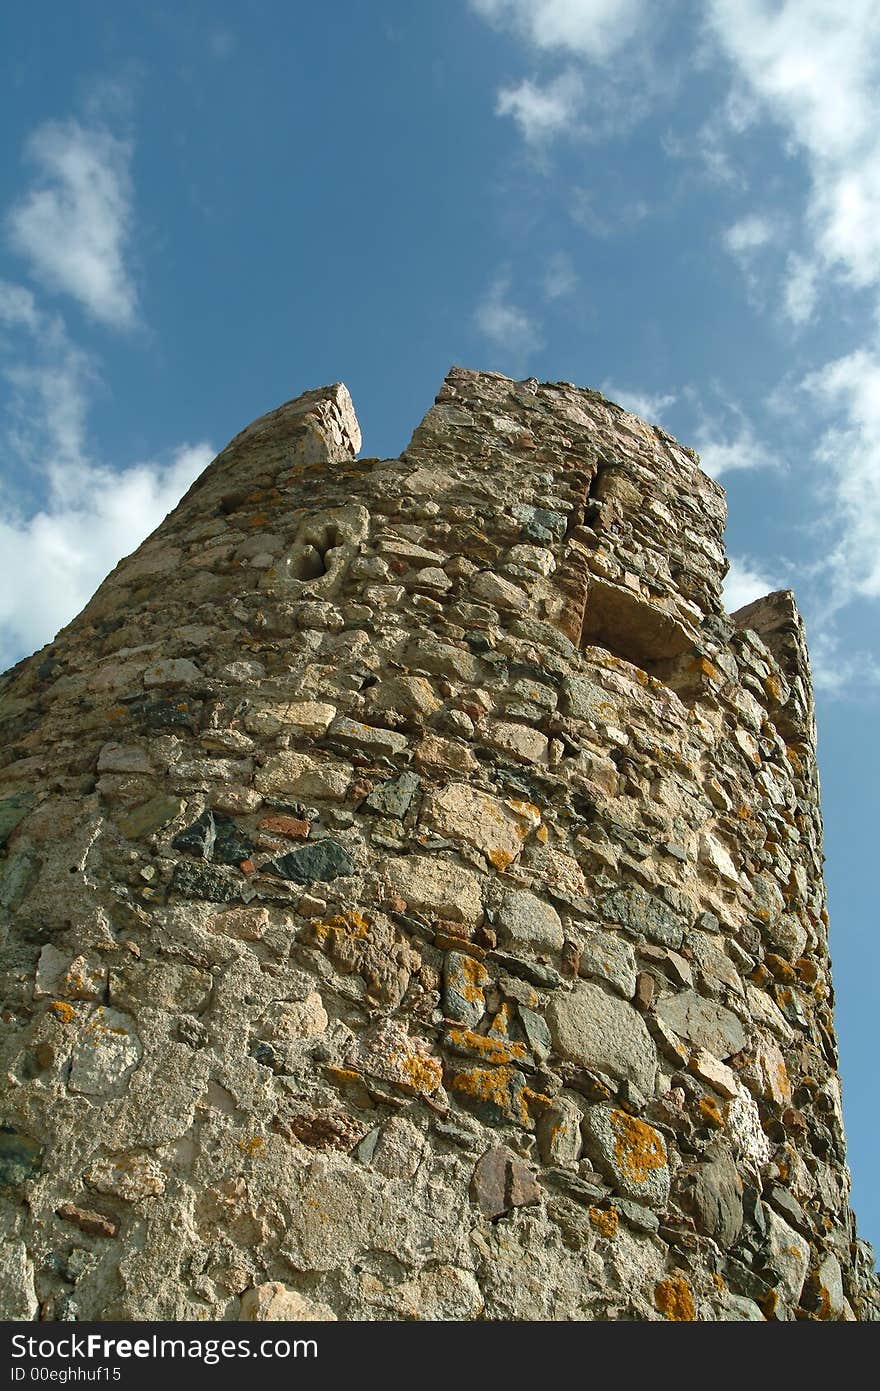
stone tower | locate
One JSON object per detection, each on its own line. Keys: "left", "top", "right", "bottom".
{"left": 0, "top": 368, "right": 876, "bottom": 1322}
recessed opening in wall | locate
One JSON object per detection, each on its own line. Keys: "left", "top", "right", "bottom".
{"left": 290, "top": 522, "right": 342, "bottom": 580}
{"left": 580, "top": 576, "right": 702, "bottom": 702}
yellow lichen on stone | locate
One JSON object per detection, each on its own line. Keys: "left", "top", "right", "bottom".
{"left": 655, "top": 1273, "right": 696, "bottom": 1321}
{"left": 589, "top": 1206, "right": 619, "bottom": 1238}
{"left": 610, "top": 1109, "right": 666, "bottom": 1183}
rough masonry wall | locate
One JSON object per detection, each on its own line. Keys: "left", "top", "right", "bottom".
{"left": 0, "top": 367, "right": 876, "bottom": 1321}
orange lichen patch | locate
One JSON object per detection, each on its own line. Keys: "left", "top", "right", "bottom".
{"left": 698, "top": 657, "right": 718, "bottom": 681}
{"left": 239, "top": 859, "right": 257, "bottom": 875}
{"left": 397, "top": 1051, "right": 443, "bottom": 1095}
{"left": 105, "top": 705, "right": 126, "bottom": 722}
{"left": 310, "top": 910, "right": 370, "bottom": 946}
{"left": 785, "top": 744, "right": 804, "bottom": 775}
{"left": 487, "top": 848, "right": 515, "bottom": 871}
{"left": 655, "top": 1273, "right": 696, "bottom": 1321}
{"left": 765, "top": 673, "right": 784, "bottom": 703}
{"left": 735, "top": 803, "right": 752, "bottom": 820}
{"left": 238, "top": 1136, "right": 265, "bottom": 1156}
{"left": 449, "top": 1064, "right": 527, "bottom": 1122}
{"left": 536, "top": 824, "right": 549, "bottom": 844}
{"left": 610, "top": 1110, "right": 667, "bottom": 1184}
{"left": 698, "top": 1095, "right": 726, "bottom": 1129}
{"left": 589, "top": 1206, "right": 619, "bottom": 1238}
{"left": 49, "top": 1000, "right": 77, "bottom": 1024}
{"left": 711, "top": 1272, "right": 726, "bottom": 1292}
{"left": 446, "top": 1028, "right": 526, "bottom": 1066}
{"left": 457, "top": 956, "right": 488, "bottom": 1002}
{"left": 765, "top": 953, "right": 797, "bottom": 985}
{"left": 795, "top": 957, "right": 819, "bottom": 986}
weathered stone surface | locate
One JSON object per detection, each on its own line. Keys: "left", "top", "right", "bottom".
{"left": 239, "top": 1283, "right": 337, "bottom": 1321}
{"left": 443, "top": 951, "right": 488, "bottom": 1026}
{"left": 0, "top": 1126, "right": 43, "bottom": 1189}
{"left": 655, "top": 990, "right": 747, "bottom": 1057}
{"left": 547, "top": 982, "right": 657, "bottom": 1094}
{"left": 381, "top": 854, "right": 483, "bottom": 925}
{"left": 0, "top": 370, "right": 874, "bottom": 1323}
{"left": 0, "top": 1240, "right": 38, "bottom": 1318}
{"left": 364, "top": 770, "right": 421, "bottom": 818}
{"left": 495, "top": 887, "right": 564, "bottom": 954}
{"left": 422, "top": 783, "right": 540, "bottom": 869}
{"left": 255, "top": 750, "right": 351, "bottom": 800}
{"left": 578, "top": 930, "right": 637, "bottom": 998}
{"left": 582, "top": 1105, "right": 670, "bottom": 1207}
{"left": 68, "top": 1008, "right": 142, "bottom": 1095}
{"left": 601, "top": 887, "right": 684, "bottom": 948}
{"left": 677, "top": 1147, "right": 743, "bottom": 1246}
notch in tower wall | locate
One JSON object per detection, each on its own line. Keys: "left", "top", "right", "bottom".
{"left": 0, "top": 368, "right": 876, "bottom": 1322}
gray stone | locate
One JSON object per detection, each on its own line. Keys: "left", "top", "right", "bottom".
{"left": 762, "top": 1207, "right": 810, "bottom": 1312}
{"left": 547, "top": 981, "right": 657, "bottom": 1094}
{"left": 601, "top": 886, "right": 684, "bottom": 948}
{"left": 364, "top": 770, "right": 421, "bottom": 818}
{"left": 677, "top": 1147, "right": 744, "bottom": 1247}
{"left": 0, "top": 792, "right": 34, "bottom": 847}
{"left": 117, "top": 793, "right": 183, "bottom": 838}
{"left": 0, "top": 1239, "right": 38, "bottom": 1318}
{"left": 578, "top": 930, "right": 637, "bottom": 998}
{"left": 655, "top": 989, "right": 747, "bottom": 1057}
{"left": 171, "top": 860, "right": 244, "bottom": 902}
{"left": 496, "top": 887, "right": 564, "bottom": 954}
{"left": 266, "top": 839, "right": 355, "bottom": 884}
{"left": 0, "top": 1125, "right": 43, "bottom": 1189}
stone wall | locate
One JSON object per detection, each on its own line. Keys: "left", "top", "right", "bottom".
{"left": 0, "top": 367, "right": 876, "bottom": 1320}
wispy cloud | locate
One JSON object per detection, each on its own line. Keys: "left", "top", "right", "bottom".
{"left": 723, "top": 213, "right": 775, "bottom": 255}
{"left": 706, "top": 1, "right": 880, "bottom": 294}
{"left": 473, "top": 275, "right": 544, "bottom": 367}
{"left": 0, "top": 281, "right": 211, "bottom": 667}
{"left": 600, "top": 381, "right": 676, "bottom": 424}
{"left": 471, "top": 0, "right": 647, "bottom": 63}
{"left": 801, "top": 347, "right": 880, "bottom": 604}
{"left": 690, "top": 396, "right": 779, "bottom": 479}
{"left": 724, "top": 556, "right": 776, "bottom": 611}
{"left": 6, "top": 119, "right": 138, "bottom": 329}
{"left": 496, "top": 69, "right": 584, "bottom": 144}
{"left": 542, "top": 251, "right": 579, "bottom": 300}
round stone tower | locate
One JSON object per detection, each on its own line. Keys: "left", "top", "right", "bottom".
{"left": 0, "top": 368, "right": 876, "bottom": 1320}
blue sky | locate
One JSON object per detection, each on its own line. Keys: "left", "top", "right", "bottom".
{"left": 1, "top": 1, "right": 878, "bottom": 1254}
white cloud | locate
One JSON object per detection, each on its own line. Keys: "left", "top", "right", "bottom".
{"left": 723, "top": 556, "right": 775, "bottom": 611}
{"left": 543, "top": 251, "right": 579, "bottom": 300}
{"left": 782, "top": 252, "right": 819, "bottom": 325}
{"left": 685, "top": 391, "right": 779, "bottom": 479}
{"left": 473, "top": 276, "right": 544, "bottom": 364}
{"left": 6, "top": 119, "right": 138, "bottom": 329}
{"left": 0, "top": 283, "right": 211, "bottom": 668}
{"left": 496, "top": 69, "right": 584, "bottom": 143}
{"left": 472, "top": 0, "right": 647, "bottom": 63}
{"left": 723, "top": 213, "right": 775, "bottom": 254}
{"left": 706, "top": 1, "right": 880, "bottom": 292}
{"left": 600, "top": 382, "right": 676, "bottom": 424}
{"left": 801, "top": 347, "right": 880, "bottom": 602}
{"left": 0, "top": 442, "right": 212, "bottom": 667}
